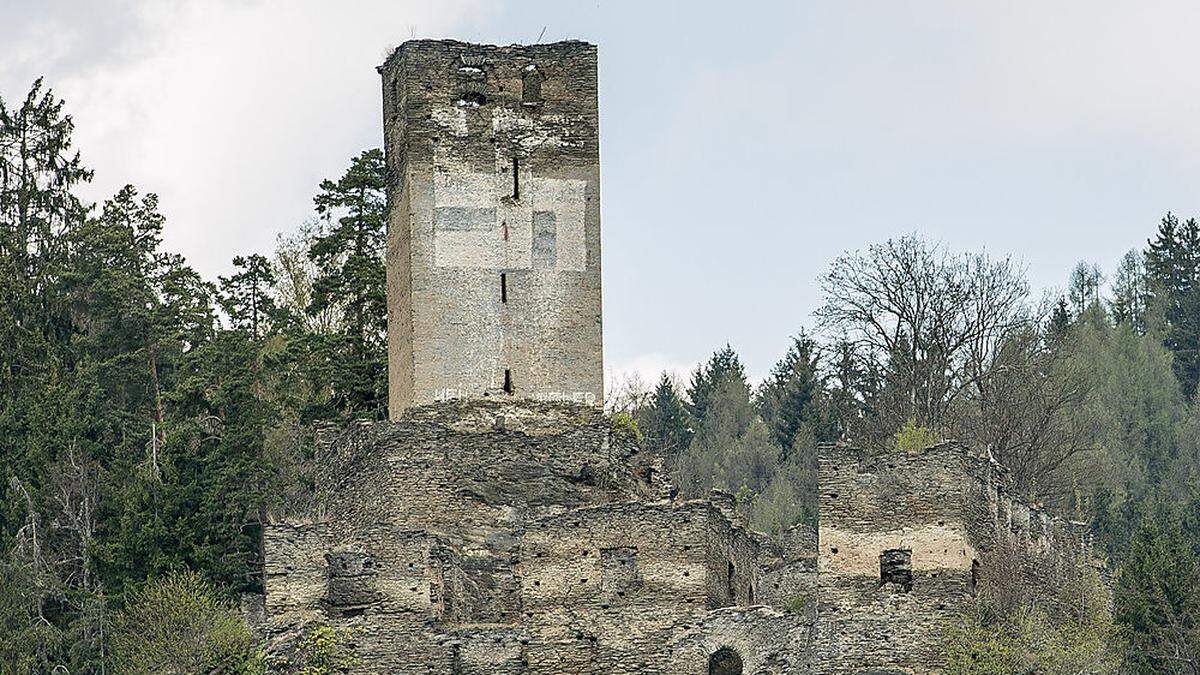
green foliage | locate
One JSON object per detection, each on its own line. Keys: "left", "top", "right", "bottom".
{"left": 1115, "top": 510, "right": 1200, "bottom": 672}
{"left": 110, "top": 570, "right": 263, "bottom": 674}
{"left": 893, "top": 418, "right": 939, "bottom": 454}
{"left": 610, "top": 411, "right": 642, "bottom": 442}
{"left": 944, "top": 609, "right": 1122, "bottom": 675}
{"left": 637, "top": 373, "right": 692, "bottom": 458}
{"left": 270, "top": 623, "right": 358, "bottom": 675}
{"left": 783, "top": 593, "right": 808, "bottom": 615}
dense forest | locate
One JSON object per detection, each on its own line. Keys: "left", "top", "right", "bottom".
{"left": 2, "top": 80, "right": 1199, "bottom": 673}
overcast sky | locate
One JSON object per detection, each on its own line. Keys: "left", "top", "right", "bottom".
{"left": 3, "top": 1, "right": 1199, "bottom": 386}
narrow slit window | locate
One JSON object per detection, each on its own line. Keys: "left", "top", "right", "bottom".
{"left": 512, "top": 157, "right": 520, "bottom": 199}
{"left": 503, "top": 369, "right": 513, "bottom": 394}
{"left": 500, "top": 273, "right": 508, "bottom": 303}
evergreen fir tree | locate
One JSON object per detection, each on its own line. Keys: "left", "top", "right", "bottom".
{"left": 638, "top": 373, "right": 692, "bottom": 459}
{"left": 219, "top": 254, "right": 276, "bottom": 339}
{"left": 685, "top": 344, "right": 746, "bottom": 425}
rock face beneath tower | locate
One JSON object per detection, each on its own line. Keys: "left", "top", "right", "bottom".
{"left": 380, "top": 40, "right": 603, "bottom": 418}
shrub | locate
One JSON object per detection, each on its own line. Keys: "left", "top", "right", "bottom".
{"left": 110, "top": 570, "right": 263, "bottom": 674}
{"left": 893, "top": 418, "right": 939, "bottom": 454}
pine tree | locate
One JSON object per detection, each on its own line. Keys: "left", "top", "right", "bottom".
{"left": 219, "top": 254, "right": 276, "bottom": 339}
{"left": 306, "top": 149, "right": 388, "bottom": 418}
{"left": 638, "top": 374, "right": 692, "bottom": 459}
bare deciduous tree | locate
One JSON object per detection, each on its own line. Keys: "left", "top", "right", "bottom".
{"left": 816, "top": 236, "right": 1030, "bottom": 441}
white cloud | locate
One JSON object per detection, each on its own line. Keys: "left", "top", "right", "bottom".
{"left": 605, "top": 352, "right": 698, "bottom": 396}
{"left": 3, "top": 0, "right": 492, "bottom": 277}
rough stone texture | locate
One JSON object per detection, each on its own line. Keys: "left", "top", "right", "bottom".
{"left": 256, "top": 38, "right": 1106, "bottom": 674}
{"left": 815, "top": 442, "right": 1103, "bottom": 673}
{"left": 262, "top": 400, "right": 805, "bottom": 673}
{"left": 381, "top": 39, "right": 603, "bottom": 417}
{"left": 261, "top": 402, "right": 1102, "bottom": 674}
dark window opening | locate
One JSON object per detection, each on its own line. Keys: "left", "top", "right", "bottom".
{"left": 747, "top": 585, "right": 755, "bottom": 605}
{"left": 500, "top": 273, "right": 507, "bottom": 303}
{"left": 512, "top": 157, "right": 520, "bottom": 199}
{"left": 880, "top": 548, "right": 913, "bottom": 592}
{"left": 727, "top": 561, "right": 736, "bottom": 601}
{"left": 503, "top": 369, "right": 513, "bottom": 394}
{"left": 522, "top": 66, "right": 544, "bottom": 103}
{"left": 708, "top": 647, "right": 743, "bottom": 675}
{"left": 971, "top": 559, "right": 980, "bottom": 596}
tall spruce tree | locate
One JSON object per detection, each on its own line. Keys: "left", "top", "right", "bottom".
{"left": 638, "top": 374, "right": 692, "bottom": 459}
{"left": 306, "top": 149, "right": 388, "bottom": 418}
{"left": 756, "top": 334, "right": 833, "bottom": 455}
{"left": 1145, "top": 213, "right": 1200, "bottom": 398}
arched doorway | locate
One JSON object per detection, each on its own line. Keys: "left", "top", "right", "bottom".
{"left": 708, "top": 647, "right": 743, "bottom": 675}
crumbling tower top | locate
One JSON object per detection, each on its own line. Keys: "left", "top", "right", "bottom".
{"left": 379, "top": 40, "right": 603, "bottom": 418}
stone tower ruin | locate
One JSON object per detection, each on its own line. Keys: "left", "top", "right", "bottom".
{"left": 379, "top": 40, "right": 603, "bottom": 418}
{"left": 253, "top": 39, "right": 1109, "bottom": 674}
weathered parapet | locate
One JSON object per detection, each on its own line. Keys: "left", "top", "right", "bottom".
{"left": 313, "top": 400, "right": 653, "bottom": 544}
{"left": 961, "top": 448, "right": 1104, "bottom": 611}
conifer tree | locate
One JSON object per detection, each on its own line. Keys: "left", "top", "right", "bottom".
{"left": 219, "top": 253, "right": 276, "bottom": 339}
{"left": 306, "top": 149, "right": 388, "bottom": 418}
{"left": 756, "top": 333, "right": 833, "bottom": 455}
{"left": 685, "top": 344, "right": 746, "bottom": 424}
{"left": 1145, "top": 213, "right": 1200, "bottom": 398}
{"left": 639, "top": 373, "right": 692, "bottom": 459}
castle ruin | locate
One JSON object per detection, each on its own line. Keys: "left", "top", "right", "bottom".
{"left": 256, "top": 39, "right": 1104, "bottom": 673}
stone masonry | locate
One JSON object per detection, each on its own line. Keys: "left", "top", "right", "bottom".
{"left": 381, "top": 40, "right": 603, "bottom": 417}
{"left": 253, "top": 39, "right": 1106, "bottom": 673}
{"left": 257, "top": 402, "right": 1101, "bottom": 673}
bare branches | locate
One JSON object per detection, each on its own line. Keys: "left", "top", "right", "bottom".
{"left": 816, "top": 236, "right": 1031, "bottom": 437}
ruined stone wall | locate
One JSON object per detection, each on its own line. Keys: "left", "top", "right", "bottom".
{"left": 380, "top": 40, "right": 603, "bottom": 417}
{"left": 815, "top": 443, "right": 974, "bottom": 672}
{"left": 314, "top": 400, "right": 652, "bottom": 545}
{"left": 758, "top": 524, "right": 818, "bottom": 611}
{"left": 961, "top": 450, "right": 1103, "bottom": 615}
{"left": 814, "top": 442, "right": 1102, "bottom": 674}
{"left": 261, "top": 400, "right": 817, "bottom": 673}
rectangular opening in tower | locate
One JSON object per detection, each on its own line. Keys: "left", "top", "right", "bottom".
{"left": 500, "top": 273, "right": 508, "bottom": 303}
{"left": 503, "top": 369, "right": 513, "bottom": 394}
{"left": 511, "top": 157, "right": 520, "bottom": 199}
